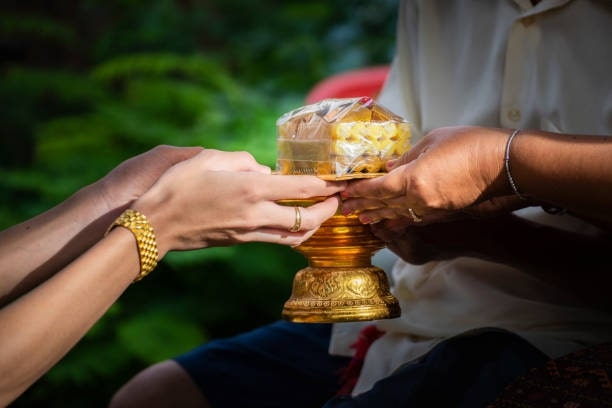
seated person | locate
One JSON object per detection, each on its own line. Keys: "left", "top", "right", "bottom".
{"left": 110, "top": 1, "right": 612, "bottom": 407}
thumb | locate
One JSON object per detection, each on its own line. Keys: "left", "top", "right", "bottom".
{"left": 387, "top": 138, "right": 432, "bottom": 171}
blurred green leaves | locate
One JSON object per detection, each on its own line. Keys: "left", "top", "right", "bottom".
{"left": 117, "top": 312, "right": 207, "bottom": 363}
{"left": 1, "top": 0, "right": 398, "bottom": 406}
{"left": 1, "top": 51, "right": 292, "bottom": 224}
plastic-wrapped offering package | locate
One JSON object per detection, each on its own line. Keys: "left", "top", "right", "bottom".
{"left": 276, "top": 97, "right": 411, "bottom": 179}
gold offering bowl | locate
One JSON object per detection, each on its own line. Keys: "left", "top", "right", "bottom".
{"left": 279, "top": 184, "right": 401, "bottom": 323}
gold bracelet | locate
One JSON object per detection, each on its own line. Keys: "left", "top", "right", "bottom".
{"left": 105, "top": 209, "right": 159, "bottom": 282}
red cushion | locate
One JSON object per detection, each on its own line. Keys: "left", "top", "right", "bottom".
{"left": 305, "top": 66, "right": 390, "bottom": 104}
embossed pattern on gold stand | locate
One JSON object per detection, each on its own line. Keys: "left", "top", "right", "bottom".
{"left": 279, "top": 197, "right": 401, "bottom": 323}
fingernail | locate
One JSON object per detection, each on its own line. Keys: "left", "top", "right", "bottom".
{"left": 385, "top": 159, "right": 397, "bottom": 169}
{"left": 340, "top": 191, "right": 350, "bottom": 199}
{"left": 363, "top": 216, "right": 381, "bottom": 224}
{"left": 341, "top": 206, "right": 352, "bottom": 216}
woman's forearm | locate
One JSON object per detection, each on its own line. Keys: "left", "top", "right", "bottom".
{"left": 0, "top": 228, "right": 138, "bottom": 406}
{"left": 0, "top": 182, "right": 124, "bottom": 305}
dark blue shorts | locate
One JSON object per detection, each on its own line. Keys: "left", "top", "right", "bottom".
{"left": 174, "top": 321, "right": 351, "bottom": 408}
{"left": 322, "top": 328, "right": 548, "bottom": 408}
{"left": 174, "top": 321, "right": 547, "bottom": 408}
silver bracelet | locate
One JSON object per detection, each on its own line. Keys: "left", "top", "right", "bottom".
{"left": 504, "top": 128, "right": 529, "bottom": 200}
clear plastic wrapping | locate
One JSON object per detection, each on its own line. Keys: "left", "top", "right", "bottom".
{"left": 276, "top": 97, "right": 411, "bottom": 179}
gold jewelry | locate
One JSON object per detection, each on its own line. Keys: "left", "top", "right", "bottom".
{"left": 408, "top": 208, "right": 423, "bottom": 223}
{"left": 105, "top": 209, "right": 158, "bottom": 282}
{"left": 289, "top": 206, "right": 302, "bottom": 232}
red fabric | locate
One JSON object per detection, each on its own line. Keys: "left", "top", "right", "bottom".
{"left": 336, "top": 325, "right": 386, "bottom": 396}
{"left": 305, "top": 66, "right": 390, "bottom": 104}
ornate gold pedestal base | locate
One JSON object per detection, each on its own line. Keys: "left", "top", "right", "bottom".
{"left": 280, "top": 200, "right": 401, "bottom": 323}
{"left": 282, "top": 266, "right": 400, "bottom": 323}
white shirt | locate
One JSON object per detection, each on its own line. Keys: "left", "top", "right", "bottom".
{"left": 329, "top": 0, "right": 612, "bottom": 395}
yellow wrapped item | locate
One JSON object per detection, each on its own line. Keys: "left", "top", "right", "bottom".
{"left": 276, "top": 97, "right": 411, "bottom": 179}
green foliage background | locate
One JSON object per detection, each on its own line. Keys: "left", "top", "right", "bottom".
{"left": 0, "top": 0, "right": 398, "bottom": 406}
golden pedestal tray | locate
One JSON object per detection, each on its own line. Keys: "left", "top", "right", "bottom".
{"left": 279, "top": 177, "right": 401, "bottom": 323}
{"left": 275, "top": 97, "right": 409, "bottom": 323}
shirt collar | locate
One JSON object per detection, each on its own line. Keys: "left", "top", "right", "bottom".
{"left": 512, "top": 0, "right": 573, "bottom": 17}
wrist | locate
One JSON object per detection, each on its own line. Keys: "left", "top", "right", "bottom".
{"left": 504, "top": 128, "right": 530, "bottom": 200}
{"left": 65, "top": 183, "right": 127, "bottom": 238}
{"left": 131, "top": 192, "right": 172, "bottom": 259}
{"left": 477, "top": 127, "right": 516, "bottom": 199}
{"left": 91, "top": 175, "right": 133, "bottom": 216}
{"left": 105, "top": 209, "right": 159, "bottom": 282}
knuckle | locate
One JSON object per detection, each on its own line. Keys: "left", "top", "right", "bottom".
{"left": 236, "top": 178, "right": 263, "bottom": 204}
{"left": 407, "top": 173, "right": 443, "bottom": 210}
{"left": 235, "top": 150, "right": 256, "bottom": 162}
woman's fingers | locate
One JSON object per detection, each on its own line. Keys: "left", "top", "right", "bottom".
{"left": 299, "top": 195, "right": 342, "bottom": 229}
{"left": 271, "top": 195, "right": 341, "bottom": 232}
{"left": 262, "top": 175, "right": 346, "bottom": 201}
{"left": 196, "top": 149, "right": 271, "bottom": 173}
{"left": 233, "top": 195, "right": 342, "bottom": 246}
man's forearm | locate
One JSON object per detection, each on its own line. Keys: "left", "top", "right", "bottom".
{"left": 510, "top": 130, "right": 612, "bottom": 223}
{"left": 478, "top": 215, "right": 612, "bottom": 309}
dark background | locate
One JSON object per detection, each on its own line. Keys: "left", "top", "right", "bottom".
{"left": 0, "top": 1, "right": 398, "bottom": 405}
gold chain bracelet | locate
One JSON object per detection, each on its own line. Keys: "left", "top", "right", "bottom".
{"left": 105, "top": 209, "right": 159, "bottom": 282}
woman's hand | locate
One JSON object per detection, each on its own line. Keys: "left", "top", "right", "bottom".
{"left": 91, "top": 145, "right": 203, "bottom": 212}
{"left": 95, "top": 145, "right": 205, "bottom": 214}
{"left": 341, "top": 126, "right": 527, "bottom": 225}
{"left": 133, "top": 149, "right": 345, "bottom": 255}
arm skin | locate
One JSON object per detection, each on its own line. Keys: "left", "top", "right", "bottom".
{"left": 0, "top": 145, "right": 204, "bottom": 307}
{"left": 341, "top": 127, "right": 612, "bottom": 308}
{"left": 0, "top": 146, "right": 345, "bottom": 406}
{"left": 510, "top": 130, "right": 612, "bottom": 226}
{"left": 342, "top": 126, "right": 612, "bottom": 226}
{"left": 371, "top": 215, "right": 612, "bottom": 309}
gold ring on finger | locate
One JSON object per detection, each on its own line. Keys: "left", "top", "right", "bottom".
{"left": 289, "top": 206, "right": 302, "bottom": 232}
{"left": 408, "top": 208, "right": 423, "bottom": 223}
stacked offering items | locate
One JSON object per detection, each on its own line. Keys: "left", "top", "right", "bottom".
{"left": 275, "top": 98, "right": 410, "bottom": 322}
{"left": 276, "top": 97, "right": 411, "bottom": 179}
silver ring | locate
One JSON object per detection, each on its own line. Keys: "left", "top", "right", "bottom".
{"left": 408, "top": 208, "right": 423, "bottom": 223}
{"left": 289, "top": 206, "right": 302, "bottom": 232}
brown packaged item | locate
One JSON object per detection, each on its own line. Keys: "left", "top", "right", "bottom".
{"left": 276, "top": 97, "right": 411, "bottom": 179}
